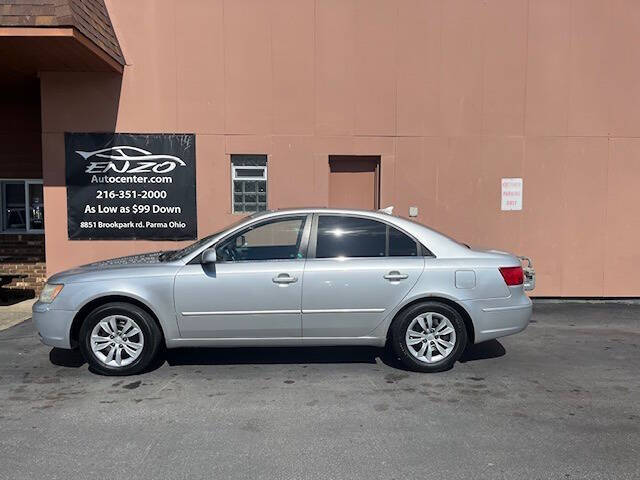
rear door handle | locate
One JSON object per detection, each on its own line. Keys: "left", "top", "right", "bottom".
{"left": 384, "top": 271, "right": 409, "bottom": 281}
{"left": 272, "top": 273, "right": 298, "bottom": 284}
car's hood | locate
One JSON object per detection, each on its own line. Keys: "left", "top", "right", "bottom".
{"left": 84, "top": 251, "right": 167, "bottom": 267}
{"left": 48, "top": 251, "right": 181, "bottom": 284}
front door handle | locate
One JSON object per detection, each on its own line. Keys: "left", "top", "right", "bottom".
{"left": 272, "top": 273, "right": 298, "bottom": 284}
{"left": 384, "top": 271, "right": 409, "bottom": 281}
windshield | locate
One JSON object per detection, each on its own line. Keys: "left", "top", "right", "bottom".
{"left": 159, "top": 213, "right": 265, "bottom": 262}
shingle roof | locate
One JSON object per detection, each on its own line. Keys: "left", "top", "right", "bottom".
{"left": 0, "top": 0, "right": 124, "bottom": 65}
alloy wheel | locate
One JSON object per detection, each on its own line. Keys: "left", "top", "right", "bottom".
{"left": 405, "top": 312, "right": 456, "bottom": 364}
{"left": 90, "top": 315, "right": 145, "bottom": 367}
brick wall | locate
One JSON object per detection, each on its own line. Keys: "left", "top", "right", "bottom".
{"left": 0, "top": 234, "right": 46, "bottom": 294}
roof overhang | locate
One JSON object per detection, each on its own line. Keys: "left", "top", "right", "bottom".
{"left": 0, "top": 27, "right": 123, "bottom": 76}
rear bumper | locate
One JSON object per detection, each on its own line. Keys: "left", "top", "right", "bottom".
{"left": 461, "top": 291, "right": 532, "bottom": 343}
{"left": 32, "top": 301, "right": 76, "bottom": 349}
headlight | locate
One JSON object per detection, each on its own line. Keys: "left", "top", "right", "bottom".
{"left": 39, "top": 284, "right": 64, "bottom": 303}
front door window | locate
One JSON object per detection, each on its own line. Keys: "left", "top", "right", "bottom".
{"left": 216, "top": 216, "right": 307, "bottom": 262}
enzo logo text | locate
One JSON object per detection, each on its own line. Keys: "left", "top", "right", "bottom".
{"left": 76, "top": 146, "right": 186, "bottom": 174}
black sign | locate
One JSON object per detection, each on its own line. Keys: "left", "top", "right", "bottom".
{"left": 65, "top": 133, "right": 197, "bottom": 240}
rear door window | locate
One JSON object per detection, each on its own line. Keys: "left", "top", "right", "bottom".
{"left": 316, "top": 216, "right": 386, "bottom": 258}
{"left": 388, "top": 225, "right": 418, "bottom": 256}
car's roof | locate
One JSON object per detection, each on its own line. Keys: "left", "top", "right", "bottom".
{"left": 258, "top": 206, "right": 424, "bottom": 220}
{"left": 261, "top": 207, "right": 376, "bottom": 213}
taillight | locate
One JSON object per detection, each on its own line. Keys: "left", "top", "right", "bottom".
{"left": 499, "top": 266, "right": 524, "bottom": 286}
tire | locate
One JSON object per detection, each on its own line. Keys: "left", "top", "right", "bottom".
{"left": 78, "top": 302, "right": 162, "bottom": 376}
{"left": 390, "top": 301, "right": 468, "bottom": 373}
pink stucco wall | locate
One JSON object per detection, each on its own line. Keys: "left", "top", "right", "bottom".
{"left": 40, "top": 0, "right": 640, "bottom": 296}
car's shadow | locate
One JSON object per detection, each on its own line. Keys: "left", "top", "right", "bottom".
{"left": 49, "top": 347, "right": 86, "bottom": 368}
{"left": 49, "top": 339, "right": 505, "bottom": 372}
{"left": 165, "top": 345, "right": 383, "bottom": 366}
{"left": 459, "top": 339, "right": 506, "bottom": 363}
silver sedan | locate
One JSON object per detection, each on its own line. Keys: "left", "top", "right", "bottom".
{"left": 33, "top": 208, "right": 534, "bottom": 375}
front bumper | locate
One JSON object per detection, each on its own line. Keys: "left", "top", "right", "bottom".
{"left": 32, "top": 301, "right": 76, "bottom": 349}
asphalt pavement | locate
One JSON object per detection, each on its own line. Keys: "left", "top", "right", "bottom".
{"left": 0, "top": 303, "right": 638, "bottom": 480}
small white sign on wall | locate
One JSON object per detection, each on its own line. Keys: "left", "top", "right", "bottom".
{"left": 501, "top": 178, "right": 523, "bottom": 211}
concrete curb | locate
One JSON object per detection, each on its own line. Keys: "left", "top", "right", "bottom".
{"left": 0, "top": 298, "right": 35, "bottom": 331}
{"left": 532, "top": 298, "right": 640, "bottom": 305}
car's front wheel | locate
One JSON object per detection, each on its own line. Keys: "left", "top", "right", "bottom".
{"left": 390, "top": 301, "right": 468, "bottom": 372}
{"left": 78, "top": 302, "right": 162, "bottom": 376}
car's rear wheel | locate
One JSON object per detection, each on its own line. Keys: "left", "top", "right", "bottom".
{"left": 390, "top": 301, "right": 467, "bottom": 372}
{"left": 78, "top": 302, "right": 162, "bottom": 376}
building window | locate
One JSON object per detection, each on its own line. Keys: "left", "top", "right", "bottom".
{"left": 231, "top": 155, "right": 267, "bottom": 213}
{"left": 0, "top": 179, "right": 44, "bottom": 233}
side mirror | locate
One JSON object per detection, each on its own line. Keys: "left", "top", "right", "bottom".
{"left": 235, "top": 235, "right": 247, "bottom": 248}
{"left": 201, "top": 248, "right": 217, "bottom": 264}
